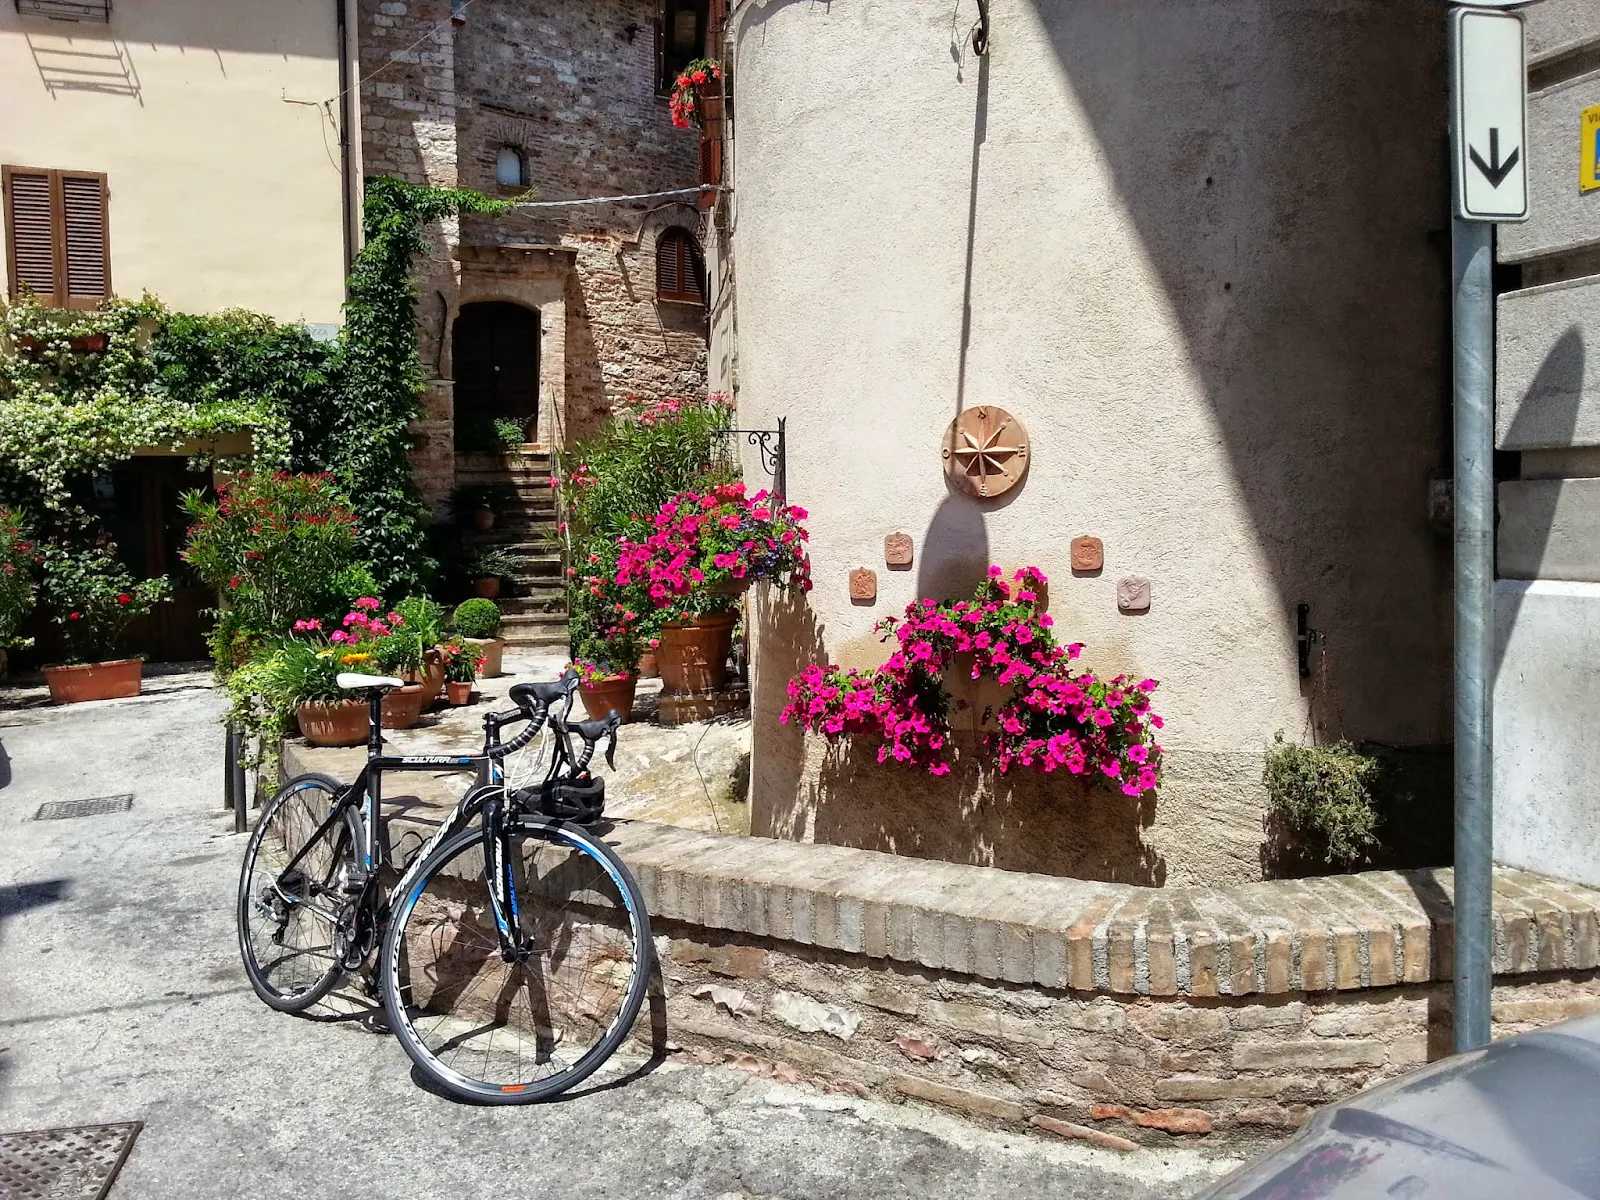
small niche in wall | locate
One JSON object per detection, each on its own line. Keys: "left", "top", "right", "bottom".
{"left": 495, "top": 146, "right": 528, "bottom": 189}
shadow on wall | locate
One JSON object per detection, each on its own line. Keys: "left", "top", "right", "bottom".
{"left": 1493, "top": 325, "right": 1586, "bottom": 677}
{"left": 748, "top": 583, "right": 829, "bottom": 829}
{"left": 807, "top": 742, "right": 1166, "bottom": 885}
{"left": 1034, "top": 0, "right": 1452, "bottom": 747}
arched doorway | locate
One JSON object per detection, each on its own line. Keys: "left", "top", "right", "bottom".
{"left": 452, "top": 300, "right": 539, "bottom": 448}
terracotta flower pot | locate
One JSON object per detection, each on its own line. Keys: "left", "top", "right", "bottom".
{"left": 472, "top": 508, "right": 496, "bottom": 532}
{"left": 579, "top": 673, "right": 638, "bottom": 722}
{"left": 710, "top": 575, "right": 751, "bottom": 596}
{"left": 659, "top": 611, "right": 738, "bottom": 694}
{"left": 465, "top": 636, "right": 504, "bottom": 679}
{"left": 69, "top": 333, "right": 106, "bottom": 353}
{"left": 446, "top": 679, "right": 473, "bottom": 706}
{"left": 44, "top": 658, "right": 142, "bottom": 704}
{"left": 296, "top": 698, "right": 368, "bottom": 747}
{"left": 410, "top": 649, "right": 446, "bottom": 707}
{"left": 638, "top": 651, "right": 659, "bottom": 679}
{"left": 380, "top": 683, "right": 428, "bottom": 730}
{"left": 474, "top": 576, "right": 501, "bottom": 599}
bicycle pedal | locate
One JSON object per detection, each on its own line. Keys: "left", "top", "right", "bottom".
{"left": 359, "top": 1011, "right": 391, "bottom": 1035}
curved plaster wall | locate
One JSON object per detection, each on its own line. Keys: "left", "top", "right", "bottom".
{"left": 724, "top": 0, "right": 1453, "bottom": 885}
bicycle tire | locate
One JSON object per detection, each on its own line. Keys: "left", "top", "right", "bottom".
{"left": 380, "top": 817, "right": 653, "bottom": 1104}
{"left": 237, "top": 772, "right": 363, "bottom": 1013}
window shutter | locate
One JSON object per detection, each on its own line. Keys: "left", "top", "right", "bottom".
{"left": 61, "top": 173, "right": 109, "bottom": 307}
{"left": 657, "top": 232, "right": 682, "bottom": 297}
{"left": 656, "top": 229, "right": 704, "bottom": 305}
{"left": 4, "top": 168, "right": 58, "bottom": 302}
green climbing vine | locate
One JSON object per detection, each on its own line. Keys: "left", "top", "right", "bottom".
{"left": 0, "top": 176, "right": 510, "bottom": 597}
{"left": 313, "top": 176, "right": 511, "bottom": 596}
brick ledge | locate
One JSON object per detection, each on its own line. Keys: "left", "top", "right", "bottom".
{"left": 281, "top": 744, "right": 1600, "bottom": 998}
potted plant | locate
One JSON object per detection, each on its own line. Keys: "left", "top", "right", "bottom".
{"left": 393, "top": 595, "right": 448, "bottom": 705}
{"left": 466, "top": 547, "right": 528, "bottom": 600}
{"left": 452, "top": 597, "right": 505, "bottom": 678}
{"left": 638, "top": 637, "right": 661, "bottom": 679}
{"left": 254, "top": 636, "right": 365, "bottom": 747}
{"left": 39, "top": 543, "right": 171, "bottom": 704}
{"left": 449, "top": 484, "right": 514, "bottom": 534}
{"left": 0, "top": 509, "right": 39, "bottom": 680}
{"left": 329, "top": 598, "right": 428, "bottom": 729}
{"left": 616, "top": 482, "right": 810, "bottom": 694}
{"left": 575, "top": 658, "right": 638, "bottom": 722}
{"left": 439, "top": 636, "right": 484, "bottom": 706}
{"left": 494, "top": 417, "right": 528, "bottom": 449}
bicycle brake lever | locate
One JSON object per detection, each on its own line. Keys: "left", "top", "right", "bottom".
{"left": 605, "top": 723, "right": 617, "bottom": 770}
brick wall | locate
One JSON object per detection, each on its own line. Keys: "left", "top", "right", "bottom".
{"left": 655, "top": 927, "right": 1600, "bottom": 1152}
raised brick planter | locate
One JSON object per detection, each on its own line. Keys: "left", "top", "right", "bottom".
{"left": 281, "top": 741, "right": 1600, "bottom": 1151}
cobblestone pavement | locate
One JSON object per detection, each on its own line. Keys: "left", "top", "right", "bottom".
{"left": 0, "top": 688, "right": 1232, "bottom": 1199}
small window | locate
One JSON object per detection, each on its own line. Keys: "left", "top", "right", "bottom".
{"left": 657, "top": 0, "right": 709, "bottom": 92}
{"left": 495, "top": 146, "right": 526, "bottom": 188}
{"left": 656, "top": 227, "right": 704, "bottom": 305}
{"left": 3, "top": 165, "right": 110, "bottom": 309}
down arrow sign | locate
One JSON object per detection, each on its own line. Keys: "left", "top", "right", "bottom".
{"left": 1469, "top": 127, "right": 1520, "bottom": 188}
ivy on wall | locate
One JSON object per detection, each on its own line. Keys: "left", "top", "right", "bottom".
{"left": 0, "top": 176, "right": 509, "bottom": 596}
{"left": 314, "top": 176, "right": 510, "bottom": 596}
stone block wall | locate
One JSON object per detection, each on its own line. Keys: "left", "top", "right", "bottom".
{"left": 652, "top": 926, "right": 1600, "bottom": 1152}
{"left": 357, "top": 0, "right": 709, "bottom": 509}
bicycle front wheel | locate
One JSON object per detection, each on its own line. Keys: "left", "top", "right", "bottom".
{"left": 237, "top": 772, "right": 362, "bottom": 1013}
{"left": 380, "top": 818, "right": 652, "bottom": 1104}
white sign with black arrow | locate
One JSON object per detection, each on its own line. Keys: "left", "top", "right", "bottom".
{"left": 1451, "top": 6, "right": 1528, "bottom": 222}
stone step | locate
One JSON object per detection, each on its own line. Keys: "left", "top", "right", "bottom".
{"left": 498, "top": 595, "right": 566, "bottom": 616}
{"left": 501, "top": 628, "right": 571, "bottom": 650}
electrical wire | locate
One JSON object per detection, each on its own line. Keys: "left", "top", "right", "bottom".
{"left": 513, "top": 186, "right": 719, "bottom": 209}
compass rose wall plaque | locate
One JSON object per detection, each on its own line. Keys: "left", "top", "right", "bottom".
{"left": 941, "top": 406, "right": 1030, "bottom": 499}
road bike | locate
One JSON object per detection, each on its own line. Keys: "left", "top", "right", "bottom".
{"left": 235, "top": 668, "right": 652, "bottom": 1104}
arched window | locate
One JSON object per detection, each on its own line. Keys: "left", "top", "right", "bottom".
{"left": 656, "top": 227, "right": 704, "bottom": 305}
{"left": 495, "top": 146, "right": 526, "bottom": 188}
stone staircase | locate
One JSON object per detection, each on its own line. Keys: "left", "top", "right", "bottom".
{"left": 455, "top": 449, "right": 569, "bottom": 652}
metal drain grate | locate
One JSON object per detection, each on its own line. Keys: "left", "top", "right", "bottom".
{"left": 0, "top": 1121, "right": 142, "bottom": 1200}
{"left": 34, "top": 794, "right": 133, "bottom": 821}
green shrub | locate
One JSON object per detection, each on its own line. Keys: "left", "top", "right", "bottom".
{"left": 1263, "top": 732, "right": 1382, "bottom": 866}
{"left": 467, "top": 547, "right": 528, "bottom": 580}
{"left": 224, "top": 637, "right": 344, "bottom": 755}
{"left": 453, "top": 597, "right": 501, "bottom": 640}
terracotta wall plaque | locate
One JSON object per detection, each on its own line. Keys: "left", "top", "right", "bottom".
{"left": 849, "top": 568, "right": 877, "bottom": 603}
{"left": 1070, "top": 536, "right": 1104, "bottom": 572}
{"left": 941, "top": 405, "right": 1030, "bottom": 499}
{"left": 1117, "top": 576, "right": 1151, "bottom": 613}
{"left": 884, "top": 533, "right": 914, "bottom": 567}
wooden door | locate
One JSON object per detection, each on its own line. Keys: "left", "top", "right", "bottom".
{"left": 452, "top": 301, "right": 540, "bottom": 446}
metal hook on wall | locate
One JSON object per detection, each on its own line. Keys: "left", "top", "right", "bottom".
{"left": 971, "top": 0, "right": 990, "bottom": 55}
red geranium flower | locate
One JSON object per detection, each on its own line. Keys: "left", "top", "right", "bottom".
{"left": 116, "top": 592, "right": 132, "bottom": 605}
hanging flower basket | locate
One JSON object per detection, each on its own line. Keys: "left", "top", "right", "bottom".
{"left": 670, "top": 58, "right": 723, "bottom": 129}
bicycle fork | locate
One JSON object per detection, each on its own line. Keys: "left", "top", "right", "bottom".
{"left": 480, "top": 791, "right": 530, "bottom": 963}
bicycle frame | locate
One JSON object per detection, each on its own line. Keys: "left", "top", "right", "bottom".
{"left": 271, "top": 689, "right": 540, "bottom": 961}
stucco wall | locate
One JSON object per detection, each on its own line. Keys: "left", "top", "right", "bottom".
{"left": 0, "top": 1, "right": 345, "bottom": 326}
{"left": 723, "top": 0, "right": 1452, "bottom": 885}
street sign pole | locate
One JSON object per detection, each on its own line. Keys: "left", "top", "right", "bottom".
{"left": 1447, "top": 4, "right": 1527, "bottom": 1055}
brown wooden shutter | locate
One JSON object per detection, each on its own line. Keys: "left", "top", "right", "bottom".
{"left": 657, "top": 231, "right": 682, "bottom": 298}
{"left": 656, "top": 229, "right": 704, "bottom": 305}
{"left": 60, "top": 172, "right": 109, "bottom": 308}
{"left": 4, "top": 167, "right": 58, "bottom": 302}
{"left": 3, "top": 165, "right": 109, "bottom": 307}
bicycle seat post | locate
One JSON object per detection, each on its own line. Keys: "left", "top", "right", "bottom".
{"left": 367, "top": 689, "right": 385, "bottom": 761}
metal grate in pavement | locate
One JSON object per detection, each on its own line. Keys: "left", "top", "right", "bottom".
{"left": 34, "top": 795, "right": 133, "bottom": 821}
{"left": 0, "top": 1121, "right": 143, "bottom": 1200}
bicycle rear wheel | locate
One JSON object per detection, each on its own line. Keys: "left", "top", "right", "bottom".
{"left": 237, "top": 772, "right": 362, "bottom": 1013}
{"left": 380, "top": 817, "right": 652, "bottom": 1104}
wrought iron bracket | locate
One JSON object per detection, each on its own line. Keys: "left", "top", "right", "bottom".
{"left": 713, "top": 417, "right": 786, "bottom": 499}
{"left": 1296, "top": 602, "right": 1324, "bottom": 679}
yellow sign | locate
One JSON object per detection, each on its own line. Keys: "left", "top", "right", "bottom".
{"left": 1583, "top": 104, "right": 1600, "bottom": 194}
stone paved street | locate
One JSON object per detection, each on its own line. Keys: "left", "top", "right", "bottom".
{"left": 0, "top": 688, "right": 1231, "bottom": 1199}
